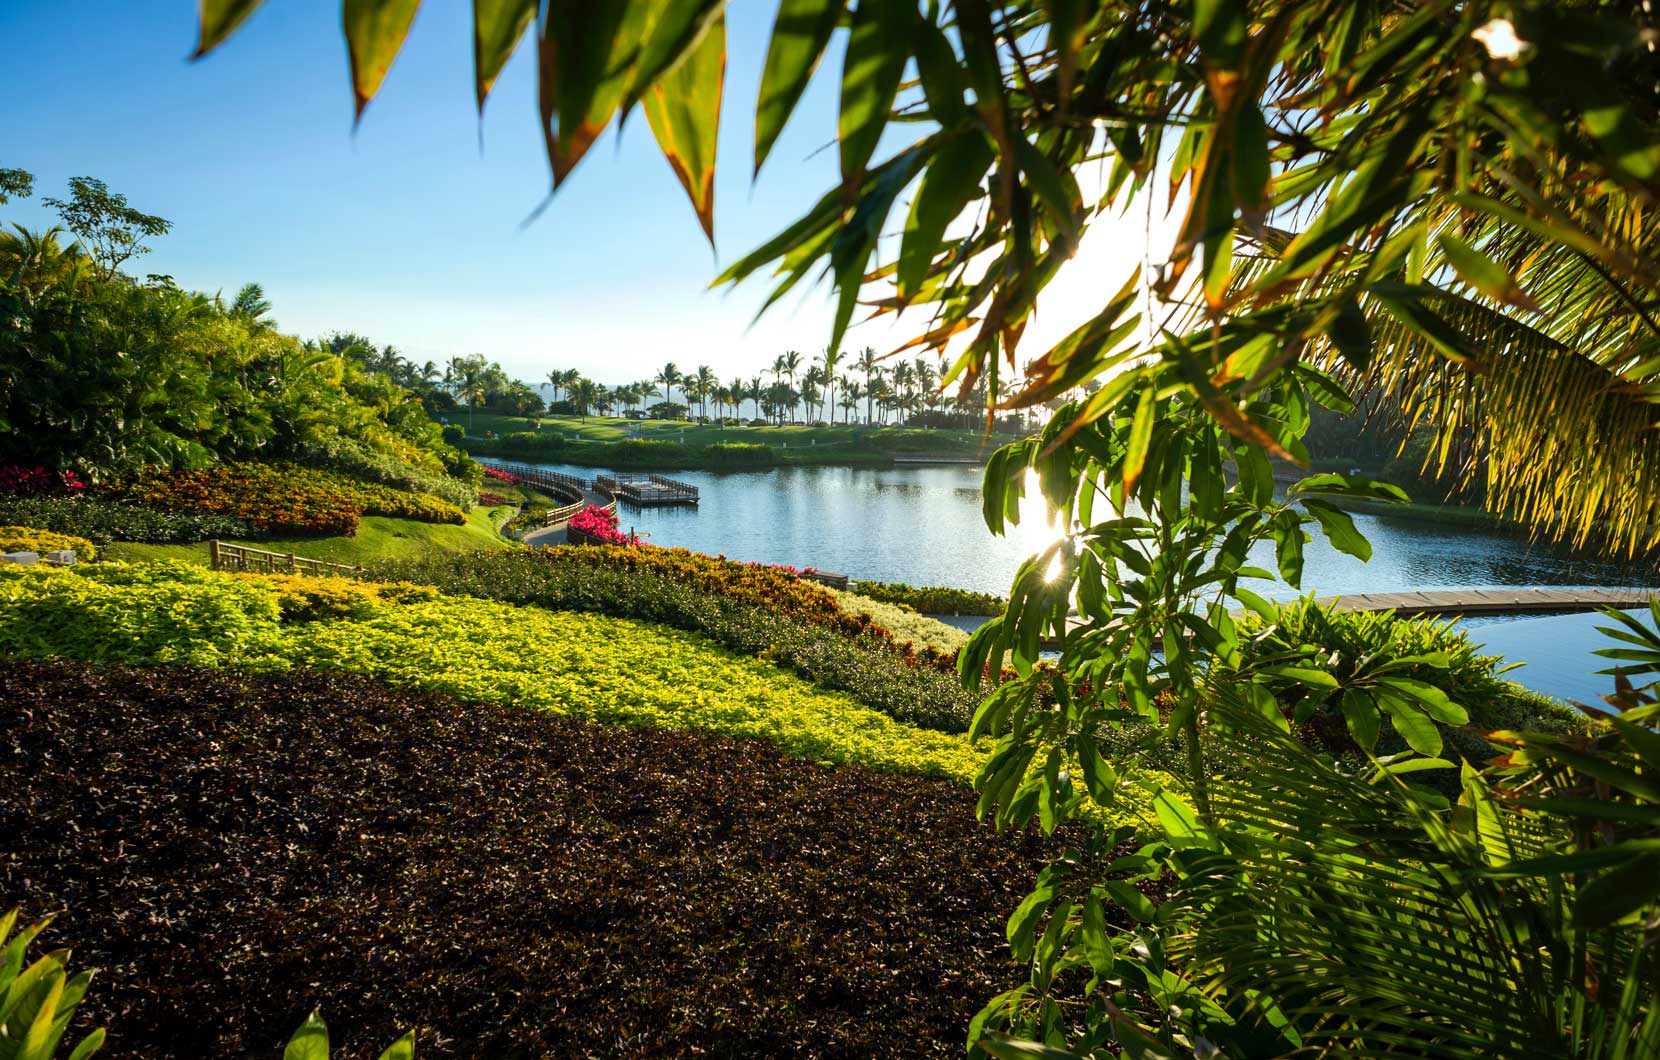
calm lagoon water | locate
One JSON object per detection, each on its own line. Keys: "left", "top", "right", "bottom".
{"left": 516, "top": 460, "right": 1657, "bottom": 701}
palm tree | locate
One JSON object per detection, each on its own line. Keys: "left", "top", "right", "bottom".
{"left": 445, "top": 355, "right": 488, "bottom": 433}
{"left": 856, "top": 347, "right": 880, "bottom": 425}
{"left": 801, "top": 365, "right": 825, "bottom": 421}
{"left": 747, "top": 375, "right": 765, "bottom": 421}
{"left": 569, "top": 377, "right": 601, "bottom": 421}
{"left": 653, "top": 362, "right": 682, "bottom": 409}
{"left": 819, "top": 346, "right": 842, "bottom": 425}
{"left": 230, "top": 282, "right": 273, "bottom": 329}
{"left": 694, "top": 364, "right": 717, "bottom": 419}
{"left": 727, "top": 377, "right": 746, "bottom": 422}
{"left": 545, "top": 369, "right": 565, "bottom": 403}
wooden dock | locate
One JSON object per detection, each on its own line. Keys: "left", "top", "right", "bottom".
{"left": 1313, "top": 587, "right": 1657, "bottom": 617}
{"left": 478, "top": 461, "right": 618, "bottom": 532}
{"left": 593, "top": 474, "right": 699, "bottom": 507}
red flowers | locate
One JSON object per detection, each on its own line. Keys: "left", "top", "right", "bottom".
{"left": 569, "top": 505, "right": 631, "bottom": 545}
{"left": 481, "top": 466, "right": 523, "bottom": 485}
{"left": 478, "top": 491, "right": 508, "bottom": 507}
{"left": 0, "top": 466, "right": 87, "bottom": 497}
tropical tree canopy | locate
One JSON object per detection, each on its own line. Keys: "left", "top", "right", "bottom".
{"left": 191, "top": 0, "right": 1660, "bottom": 553}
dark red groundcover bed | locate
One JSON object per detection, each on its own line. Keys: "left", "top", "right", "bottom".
{"left": 0, "top": 660, "right": 1068, "bottom": 1058}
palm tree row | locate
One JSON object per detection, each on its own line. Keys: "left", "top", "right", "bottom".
{"left": 536, "top": 346, "right": 983, "bottom": 427}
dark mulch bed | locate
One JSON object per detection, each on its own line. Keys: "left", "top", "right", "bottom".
{"left": 1, "top": 660, "right": 1075, "bottom": 1058}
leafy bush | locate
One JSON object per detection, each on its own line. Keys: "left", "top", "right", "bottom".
{"left": 1227, "top": 597, "right": 1586, "bottom": 766}
{"left": 0, "top": 561, "right": 284, "bottom": 665}
{"left": 107, "top": 463, "right": 465, "bottom": 536}
{"left": 851, "top": 579, "right": 1005, "bottom": 616}
{"left": 291, "top": 435, "right": 478, "bottom": 510}
{"left": 0, "top": 525, "right": 98, "bottom": 560}
{"left": 0, "top": 493, "right": 255, "bottom": 544}
{"left": 0, "top": 464, "right": 86, "bottom": 496}
{"left": 502, "top": 504, "right": 548, "bottom": 538}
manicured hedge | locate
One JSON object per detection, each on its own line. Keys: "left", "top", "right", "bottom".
{"left": 0, "top": 493, "right": 255, "bottom": 544}
{"left": 852, "top": 578, "right": 1007, "bottom": 616}
{"left": 1, "top": 659, "right": 1090, "bottom": 1057}
{"left": 107, "top": 462, "right": 466, "bottom": 536}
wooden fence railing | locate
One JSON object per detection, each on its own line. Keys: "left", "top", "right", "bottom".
{"left": 209, "top": 540, "right": 363, "bottom": 577}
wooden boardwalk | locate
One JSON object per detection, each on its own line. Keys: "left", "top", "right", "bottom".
{"left": 593, "top": 474, "right": 699, "bottom": 507}
{"left": 1313, "top": 587, "right": 1657, "bottom": 617}
{"left": 480, "top": 461, "right": 617, "bottom": 533}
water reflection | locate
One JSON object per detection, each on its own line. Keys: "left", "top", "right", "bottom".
{"left": 518, "top": 460, "right": 1654, "bottom": 598}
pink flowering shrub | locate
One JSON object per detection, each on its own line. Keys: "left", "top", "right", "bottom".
{"left": 481, "top": 466, "right": 522, "bottom": 485}
{"left": 0, "top": 465, "right": 87, "bottom": 497}
{"left": 569, "top": 504, "right": 631, "bottom": 545}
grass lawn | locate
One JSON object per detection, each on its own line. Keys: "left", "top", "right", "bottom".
{"left": 457, "top": 412, "right": 1010, "bottom": 455}
{"left": 103, "top": 503, "right": 520, "bottom": 566}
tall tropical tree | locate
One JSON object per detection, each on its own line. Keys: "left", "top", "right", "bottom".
{"left": 855, "top": 347, "right": 880, "bottom": 426}
{"left": 544, "top": 369, "right": 565, "bottom": 404}
{"left": 819, "top": 346, "right": 842, "bottom": 424}
{"left": 747, "top": 375, "right": 764, "bottom": 421}
{"left": 444, "top": 355, "right": 488, "bottom": 433}
{"left": 694, "top": 364, "right": 717, "bottom": 419}
{"left": 653, "top": 362, "right": 681, "bottom": 408}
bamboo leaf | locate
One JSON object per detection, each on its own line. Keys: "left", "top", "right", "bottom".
{"left": 1122, "top": 384, "right": 1156, "bottom": 492}
{"left": 641, "top": 13, "right": 725, "bottom": 242}
{"left": 193, "top": 0, "right": 265, "bottom": 58}
{"left": 537, "top": 2, "right": 655, "bottom": 184}
{"left": 343, "top": 0, "right": 422, "bottom": 119}
{"left": 472, "top": 0, "right": 535, "bottom": 111}
{"left": 1435, "top": 232, "right": 1539, "bottom": 312}
{"left": 626, "top": 0, "right": 723, "bottom": 112}
{"left": 838, "top": 0, "right": 914, "bottom": 194}
{"left": 754, "top": 0, "right": 843, "bottom": 175}
{"left": 897, "top": 131, "right": 992, "bottom": 298}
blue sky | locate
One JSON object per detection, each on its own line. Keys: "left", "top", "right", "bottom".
{"left": 2, "top": 1, "right": 1158, "bottom": 386}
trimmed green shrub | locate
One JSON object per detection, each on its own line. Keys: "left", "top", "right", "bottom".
{"left": 851, "top": 579, "right": 1006, "bottom": 615}
{"left": 704, "top": 442, "right": 777, "bottom": 467}
{"left": 0, "top": 494, "right": 255, "bottom": 544}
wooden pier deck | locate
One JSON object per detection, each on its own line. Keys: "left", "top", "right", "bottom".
{"left": 479, "top": 461, "right": 617, "bottom": 533}
{"left": 1311, "top": 587, "right": 1657, "bottom": 617}
{"left": 593, "top": 474, "right": 699, "bottom": 507}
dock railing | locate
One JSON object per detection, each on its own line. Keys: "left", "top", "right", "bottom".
{"left": 208, "top": 540, "right": 362, "bottom": 577}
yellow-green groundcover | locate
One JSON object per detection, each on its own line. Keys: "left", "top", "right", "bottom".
{"left": 0, "top": 562, "right": 991, "bottom": 782}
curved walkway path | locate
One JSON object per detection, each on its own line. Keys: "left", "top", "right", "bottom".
{"left": 520, "top": 482, "right": 614, "bottom": 547}
{"left": 1312, "top": 586, "right": 1657, "bottom": 617}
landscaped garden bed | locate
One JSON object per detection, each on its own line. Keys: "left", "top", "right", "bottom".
{"left": 1, "top": 659, "right": 1082, "bottom": 1058}
{"left": 107, "top": 462, "right": 466, "bottom": 535}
